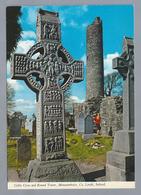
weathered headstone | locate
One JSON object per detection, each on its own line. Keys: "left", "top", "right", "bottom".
{"left": 9, "top": 112, "right": 22, "bottom": 137}
{"left": 11, "top": 9, "right": 84, "bottom": 181}
{"left": 32, "top": 116, "right": 36, "bottom": 137}
{"left": 84, "top": 115, "right": 93, "bottom": 134}
{"left": 82, "top": 115, "right": 94, "bottom": 139}
{"left": 106, "top": 37, "right": 134, "bottom": 181}
{"left": 77, "top": 112, "right": 84, "bottom": 134}
{"left": 17, "top": 136, "right": 31, "bottom": 161}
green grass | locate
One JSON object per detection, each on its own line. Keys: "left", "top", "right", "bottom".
{"left": 7, "top": 129, "right": 113, "bottom": 169}
{"left": 66, "top": 131, "right": 113, "bottom": 166}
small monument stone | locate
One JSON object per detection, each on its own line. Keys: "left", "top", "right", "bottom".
{"left": 77, "top": 112, "right": 85, "bottom": 134}
{"left": 17, "top": 136, "right": 31, "bottom": 161}
{"left": 32, "top": 115, "right": 36, "bottom": 137}
{"left": 9, "top": 112, "right": 22, "bottom": 137}
{"left": 84, "top": 115, "right": 93, "bottom": 134}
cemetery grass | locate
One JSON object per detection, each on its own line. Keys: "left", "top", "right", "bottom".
{"left": 7, "top": 129, "right": 113, "bottom": 169}
{"left": 66, "top": 131, "right": 113, "bottom": 166}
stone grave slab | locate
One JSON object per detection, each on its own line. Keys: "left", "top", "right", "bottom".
{"left": 9, "top": 113, "right": 22, "bottom": 137}
{"left": 77, "top": 112, "right": 85, "bottom": 134}
{"left": 17, "top": 136, "right": 31, "bottom": 161}
{"left": 84, "top": 115, "right": 93, "bottom": 134}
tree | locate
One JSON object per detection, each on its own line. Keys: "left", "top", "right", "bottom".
{"left": 104, "top": 71, "right": 123, "bottom": 96}
{"left": 6, "top": 6, "right": 22, "bottom": 60}
{"left": 7, "top": 82, "right": 15, "bottom": 114}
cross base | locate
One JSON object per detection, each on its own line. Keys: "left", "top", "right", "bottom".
{"left": 106, "top": 152, "right": 134, "bottom": 181}
{"left": 25, "top": 159, "right": 84, "bottom": 182}
{"left": 106, "top": 130, "right": 135, "bottom": 181}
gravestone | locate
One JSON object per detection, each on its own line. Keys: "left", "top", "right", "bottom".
{"left": 11, "top": 9, "right": 84, "bottom": 181}
{"left": 83, "top": 115, "right": 94, "bottom": 139}
{"left": 77, "top": 112, "right": 85, "bottom": 134}
{"left": 32, "top": 115, "right": 36, "bottom": 137}
{"left": 106, "top": 37, "right": 134, "bottom": 181}
{"left": 9, "top": 112, "right": 22, "bottom": 137}
{"left": 17, "top": 136, "right": 31, "bottom": 161}
{"left": 74, "top": 115, "right": 79, "bottom": 131}
{"left": 84, "top": 115, "right": 93, "bottom": 134}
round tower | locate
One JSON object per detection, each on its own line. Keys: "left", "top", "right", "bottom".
{"left": 86, "top": 17, "right": 104, "bottom": 100}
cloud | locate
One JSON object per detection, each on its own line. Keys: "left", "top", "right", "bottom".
{"left": 14, "top": 98, "right": 36, "bottom": 116}
{"left": 7, "top": 78, "right": 23, "bottom": 91}
{"left": 27, "top": 8, "right": 37, "bottom": 24}
{"left": 81, "top": 54, "right": 86, "bottom": 64}
{"left": 104, "top": 52, "right": 119, "bottom": 75}
{"left": 15, "top": 98, "right": 35, "bottom": 107}
{"left": 22, "top": 31, "right": 36, "bottom": 40}
{"left": 22, "top": 6, "right": 44, "bottom": 25}
{"left": 70, "top": 96, "right": 84, "bottom": 103}
{"left": 69, "top": 20, "right": 78, "bottom": 27}
{"left": 15, "top": 40, "right": 35, "bottom": 54}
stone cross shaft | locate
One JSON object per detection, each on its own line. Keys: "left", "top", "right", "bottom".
{"left": 113, "top": 37, "right": 134, "bottom": 130}
{"left": 11, "top": 9, "right": 83, "bottom": 161}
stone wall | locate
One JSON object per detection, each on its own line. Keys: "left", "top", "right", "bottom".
{"left": 73, "top": 96, "right": 103, "bottom": 118}
{"left": 100, "top": 96, "right": 123, "bottom": 136}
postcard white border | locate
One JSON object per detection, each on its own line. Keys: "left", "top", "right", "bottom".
{"left": 0, "top": 0, "right": 141, "bottom": 195}
{"left": 8, "top": 182, "right": 135, "bottom": 190}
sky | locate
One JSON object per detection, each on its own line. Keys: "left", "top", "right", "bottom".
{"left": 7, "top": 5, "right": 134, "bottom": 117}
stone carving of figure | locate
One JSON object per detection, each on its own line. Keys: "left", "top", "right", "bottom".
{"left": 47, "top": 57, "right": 55, "bottom": 77}
{"left": 48, "top": 120, "right": 53, "bottom": 133}
{"left": 46, "top": 138, "right": 54, "bottom": 153}
{"left": 58, "top": 136, "right": 63, "bottom": 150}
{"left": 44, "top": 121, "right": 48, "bottom": 135}
{"left": 53, "top": 120, "right": 57, "bottom": 132}
{"left": 45, "top": 139, "right": 49, "bottom": 152}
{"left": 54, "top": 136, "right": 59, "bottom": 151}
{"left": 44, "top": 105, "right": 48, "bottom": 118}
{"left": 58, "top": 120, "right": 62, "bottom": 132}
{"left": 49, "top": 138, "right": 55, "bottom": 152}
{"left": 48, "top": 24, "right": 58, "bottom": 40}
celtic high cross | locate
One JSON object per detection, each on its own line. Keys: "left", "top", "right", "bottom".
{"left": 113, "top": 37, "right": 134, "bottom": 131}
{"left": 11, "top": 9, "right": 83, "bottom": 161}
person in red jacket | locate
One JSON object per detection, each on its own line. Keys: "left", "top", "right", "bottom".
{"left": 93, "top": 113, "right": 101, "bottom": 135}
